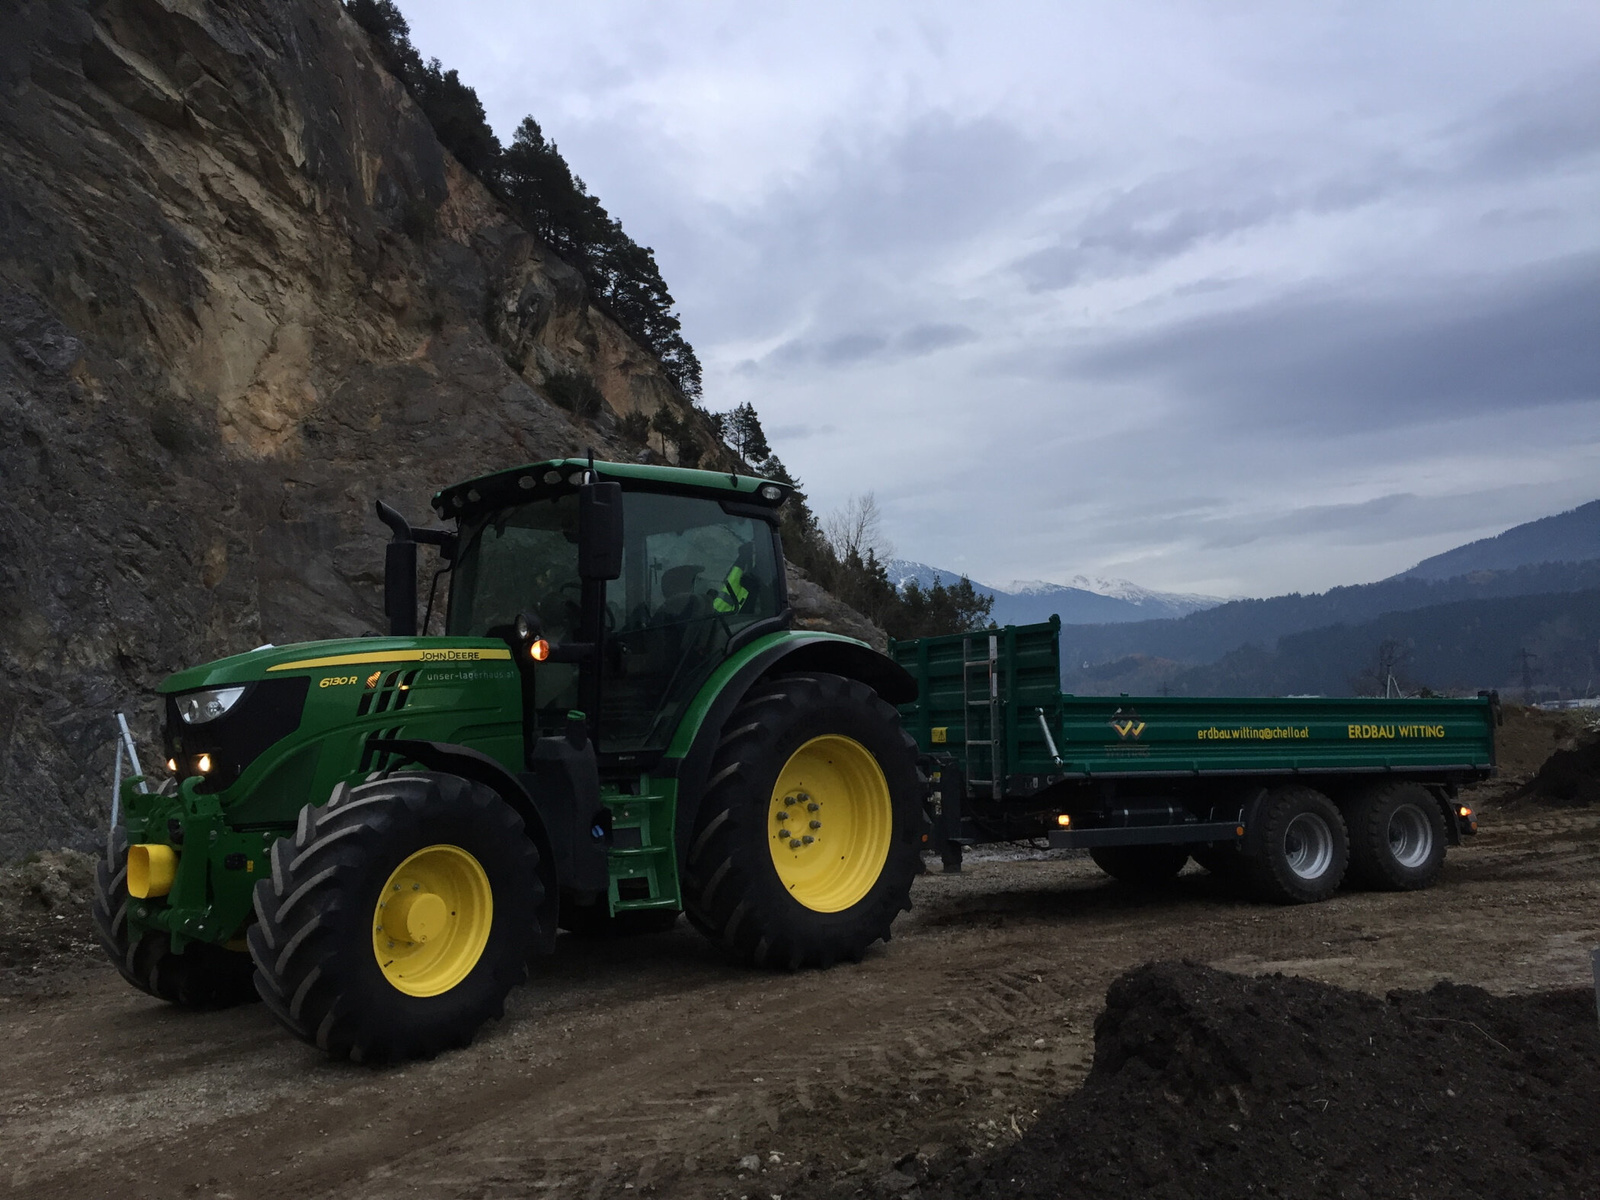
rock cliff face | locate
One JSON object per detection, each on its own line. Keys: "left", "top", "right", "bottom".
{"left": 0, "top": 0, "right": 872, "bottom": 858}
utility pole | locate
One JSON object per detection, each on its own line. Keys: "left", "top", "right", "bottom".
{"left": 1518, "top": 647, "right": 1539, "bottom": 702}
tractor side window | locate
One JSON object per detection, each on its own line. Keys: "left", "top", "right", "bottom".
{"left": 602, "top": 494, "right": 781, "bottom": 751}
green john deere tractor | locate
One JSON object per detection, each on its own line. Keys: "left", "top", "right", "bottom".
{"left": 95, "top": 458, "right": 924, "bottom": 1061}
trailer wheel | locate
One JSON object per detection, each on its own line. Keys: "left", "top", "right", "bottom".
{"left": 1089, "top": 844, "right": 1190, "bottom": 887}
{"left": 248, "top": 773, "right": 541, "bottom": 1062}
{"left": 1243, "top": 786, "right": 1349, "bottom": 904}
{"left": 682, "top": 673, "right": 922, "bottom": 969}
{"left": 92, "top": 826, "right": 257, "bottom": 1009}
{"left": 1344, "top": 783, "right": 1447, "bottom": 891}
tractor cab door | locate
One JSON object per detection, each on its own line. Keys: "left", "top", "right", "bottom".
{"left": 601, "top": 492, "right": 783, "bottom": 755}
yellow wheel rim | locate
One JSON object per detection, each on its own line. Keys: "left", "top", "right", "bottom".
{"left": 768, "top": 735, "right": 893, "bottom": 913}
{"left": 371, "top": 845, "right": 493, "bottom": 997}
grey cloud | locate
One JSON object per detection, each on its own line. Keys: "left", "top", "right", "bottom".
{"left": 1012, "top": 154, "right": 1415, "bottom": 292}
{"left": 755, "top": 321, "right": 977, "bottom": 373}
{"left": 818, "top": 332, "right": 888, "bottom": 365}
{"left": 894, "top": 322, "right": 977, "bottom": 353}
{"left": 1451, "top": 68, "right": 1600, "bottom": 180}
{"left": 1017, "top": 174, "right": 1290, "bottom": 290}
{"left": 1060, "top": 253, "right": 1600, "bottom": 433}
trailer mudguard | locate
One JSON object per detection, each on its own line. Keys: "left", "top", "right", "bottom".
{"left": 663, "top": 633, "right": 918, "bottom": 872}
{"left": 367, "top": 738, "right": 561, "bottom": 953}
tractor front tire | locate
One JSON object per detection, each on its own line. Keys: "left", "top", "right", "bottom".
{"left": 248, "top": 773, "right": 541, "bottom": 1062}
{"left": 683, "top": 672, "right": 922, "bottom": 969}
{"left": 92, "top": 826, "right": 256, "bottom": 1009}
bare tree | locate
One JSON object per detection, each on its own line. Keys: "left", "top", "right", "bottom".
{"left": 823, "top": 492, "right": 893, "bottom": 564}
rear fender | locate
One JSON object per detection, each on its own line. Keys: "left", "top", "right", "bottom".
{"left": 664, "top": 634, "right": 918, "bottom": 871}
{"left": 367, "top": 738, "right": 560, "bottom": 954}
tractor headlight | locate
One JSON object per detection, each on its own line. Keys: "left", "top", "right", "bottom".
{"left": 175, "top": 686, "right": 246, "bottom": 725}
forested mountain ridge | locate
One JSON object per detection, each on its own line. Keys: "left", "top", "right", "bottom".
{"left": 1058, "top": 558, "right": 1600, "bottom": 677}
{"left": 1393, "top": 499, "right": 1600, "bottom": 581}
{"left": 1068, "top": 589, "right": 1600, "bottom": 699}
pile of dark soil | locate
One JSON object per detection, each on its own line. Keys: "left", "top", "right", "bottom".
{"left": 1489, "top": 705, "right": 1594, "bottom": 779}
{"left": 0, "top": 848, "right": 101, "bottom": 992}
{"left": 1519, "top": 729, "right": 1600, "bottom": 806}
{"left": 854, "top": 963, "right": 1600, "bottom": 1200}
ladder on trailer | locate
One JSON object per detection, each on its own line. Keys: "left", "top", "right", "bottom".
{"left": 962, "top": 633, "right": 1003, "bottom": 799}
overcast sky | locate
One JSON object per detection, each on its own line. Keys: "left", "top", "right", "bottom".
{"left": 400, "top": 2, "right": 1600, "bottom": 598}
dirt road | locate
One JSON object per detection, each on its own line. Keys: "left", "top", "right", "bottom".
{"left": 2, "top": 799, "right": 1596, "bottom": 1200}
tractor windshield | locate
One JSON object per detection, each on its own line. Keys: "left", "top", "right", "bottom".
{"left": 448, "top": 492, "right": 582, "bottom": 641}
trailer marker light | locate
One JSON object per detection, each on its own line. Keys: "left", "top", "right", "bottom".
{"left": 1236, "top": 826, "right": 1245, "bottom": 837}
{"left": 1056, "top": 814, "right": 1071, "bottom": 828}
{"left": 197, "top": 754, "right": 212, "bottom": 774}
{"left": 529, "top": 638, "right": 551, "bottom": 662}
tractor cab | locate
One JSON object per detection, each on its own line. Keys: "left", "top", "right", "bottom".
{"left": 430, "top": 459, "right": 792, "bottom": 768}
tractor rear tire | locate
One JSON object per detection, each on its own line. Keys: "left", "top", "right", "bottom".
{"left": 682, "top": 673, "right": 922, "bottom": 969}
{"left": 248, "top": 772, "right": 541, "bottom": 1062}
{"left": 1343, "top": 783, "right": 1447, "bottom": 891}
{"left": 1089, "top": 844, "right": 1191, "bottom": 887}
{"left": 92, "top": 826, "right": 257, "bottom": 1009}
{"left": 1242, "top": 785, "right": 1349, "bottom": 904}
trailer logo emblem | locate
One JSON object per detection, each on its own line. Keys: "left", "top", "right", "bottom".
{"left": 1109, "top": 710, "right": 1146, "bottom": 739}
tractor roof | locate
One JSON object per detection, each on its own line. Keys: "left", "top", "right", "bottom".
{"left": 431, "top": 457, "right": 791, "bottom": 521}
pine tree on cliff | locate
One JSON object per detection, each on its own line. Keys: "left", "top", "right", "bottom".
{"left": 344, "top": 0, "right": 701, "bottom": 398}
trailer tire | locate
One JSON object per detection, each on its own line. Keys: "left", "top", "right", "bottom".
{"left": 1243, "top": 786, "right": 1349, "bottom": 904}
{"left": 1089, "top": 844, "right": 1190, "bottom": 887}
{"left": 682, "top": 672, "right": 922, "bottom": 969}
{"left": 92, "top": 826, "right": 257, "bottom": 1009}
{"left": 1344, "top": 783, "right": 1447, "bottom": 891}
{"left": 248, "top": 772, "right": 541, "bottom": 1062}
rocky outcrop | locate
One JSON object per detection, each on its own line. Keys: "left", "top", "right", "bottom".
{"left": 0, "top": 0, "right": 741, "bottom": 856}
{"left": 785, "top": 564, "right": 888, "bottom": 651}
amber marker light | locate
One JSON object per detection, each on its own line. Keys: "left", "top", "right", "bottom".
{"left": 529, "top": 638, "right": 551, "bottom": 662}
{"left": 1056, "top": 813, "right": 1071, "bottom": 828}
{"left": 196, "top": 753, "right": 213, "bottom": 774}
{"left": 1458, "top": 806, "right": 1473, "bottom": 817}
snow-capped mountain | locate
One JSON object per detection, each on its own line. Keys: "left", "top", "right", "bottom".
{"left": 884, "top": 559, "right": 1224, "bottom": 626}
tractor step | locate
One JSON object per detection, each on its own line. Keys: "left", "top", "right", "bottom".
{"left": 607, "top": 790, "right": 681, "bottom": 914}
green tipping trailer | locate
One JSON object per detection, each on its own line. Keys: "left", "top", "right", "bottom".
{"left": 889, "top": 616, "right": 1496, "bottom": 903}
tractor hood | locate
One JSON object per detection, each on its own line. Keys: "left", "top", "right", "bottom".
{"left": 158, "top": 637, "right": 514, "bottom": 694}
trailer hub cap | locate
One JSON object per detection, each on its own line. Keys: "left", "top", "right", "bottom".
{"left": 372, "top": 845, "right": 493, "bottom": 997}
{"left": 769, "top": 735, "right": 892, "bottom": 913}
{"left": 1282, "top": 812, "right": 1335, "bottom": 881}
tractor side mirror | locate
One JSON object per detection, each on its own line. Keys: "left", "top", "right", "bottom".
{"left": 578, "top": 481, "right": 623, "bottom": 581}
